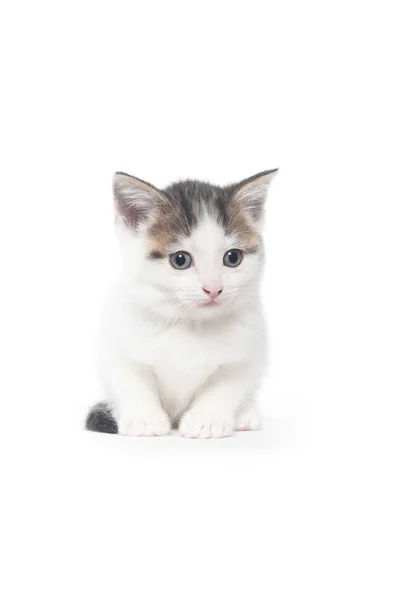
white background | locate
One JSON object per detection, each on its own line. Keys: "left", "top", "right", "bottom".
{"left": 1, "top": 1, "right": 399, "bottom": 598}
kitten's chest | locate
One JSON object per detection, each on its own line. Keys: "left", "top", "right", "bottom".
{"left": 147, "top": 324, "right": 242, "bottom": 403}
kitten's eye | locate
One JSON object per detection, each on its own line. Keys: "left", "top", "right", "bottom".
{"left": 223, "top": 249, "right": 243, "bottom": 267}
{"left": 169, "top": 251, "right": 192, "bottom": 270}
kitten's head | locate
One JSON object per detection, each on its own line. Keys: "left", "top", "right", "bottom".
{"left": 114, "top": 169, "right": 277, "bottom": 322}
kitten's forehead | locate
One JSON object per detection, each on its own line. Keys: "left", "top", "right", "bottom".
{"left": 148, "top": 180, "right": 260, "bottom": 257}
{"left": 186, "top": 214, "right": 229, "bottom": 254}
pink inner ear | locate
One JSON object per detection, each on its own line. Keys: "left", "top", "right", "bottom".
{"left": 246, "top": 200, "right": 264, "bottom": 220}
{"left": 124, "top": 203, "right": 149, "bottom": 229}
{"left": 234, "top": 169, "right": 277, "bottom": 221}
{"left": 236, "top": 190, "right": 266, "bottom": 222}
{"left": 113, "top": 174, "right": 159, "bottom": 230}
{"left": 115, "top": 198, "right": 149, "bottom": 229}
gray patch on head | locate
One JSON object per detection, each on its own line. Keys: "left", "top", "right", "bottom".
{"left": 85, "top": 403, "right": 118, "bottom": 434}
{"left": 163, "top": 179, "right": 231, "bottom": 230}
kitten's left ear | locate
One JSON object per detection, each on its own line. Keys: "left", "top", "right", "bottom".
{"left": 233, "top": 169, "right": 278, "bottom": 221}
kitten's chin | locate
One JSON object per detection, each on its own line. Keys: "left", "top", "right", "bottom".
{"left": 188, "top": 301, "right": 235, "bottom": 322}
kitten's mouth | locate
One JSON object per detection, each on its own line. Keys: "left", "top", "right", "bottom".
{"left": 199, "top": 300, "right": 221, "bottom": 308}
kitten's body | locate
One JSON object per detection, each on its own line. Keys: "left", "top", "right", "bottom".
{"left": 87, "top": 170, "right": 277, "bottom": 438}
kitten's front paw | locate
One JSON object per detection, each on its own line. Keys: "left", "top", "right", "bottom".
{"left": 235, "top": 405, "right": 262, "bottom": 431}
{"left": 119, "top": 410, "right": 171, "bottom": 437}
{"left": 179, "top": 411, "right": 234, "bottom": 439}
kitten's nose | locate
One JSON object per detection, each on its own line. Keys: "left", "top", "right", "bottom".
{"left": 202, "top": 285, "right": 223, "bottom": 300}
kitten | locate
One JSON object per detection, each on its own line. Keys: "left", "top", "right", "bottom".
{"left": 86, "top": 169, "right": 277, "bottom": 438}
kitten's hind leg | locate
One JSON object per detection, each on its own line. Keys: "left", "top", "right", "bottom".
{"left": 235, "top": 402, "right": 262, "bottom": 432}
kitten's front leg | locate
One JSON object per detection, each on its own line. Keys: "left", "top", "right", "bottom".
{"left": 107, "top": 360, "right": 171, "bottom": 437}
{"left": 235, "top": 400, "right": 262, "bottom": 431}
{"left": 179, "top": 365, "right": 257, "bottom": 439}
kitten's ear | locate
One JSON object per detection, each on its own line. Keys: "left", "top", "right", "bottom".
{"left": 113, "top": 172, "right": 164, "bottom": 229}
{"left": 233, "top": 169, "right": 278, "bottom": 221}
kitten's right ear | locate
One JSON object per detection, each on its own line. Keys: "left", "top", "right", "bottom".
{"left": 113, "top": 172, "right": 164, "bottom": 229}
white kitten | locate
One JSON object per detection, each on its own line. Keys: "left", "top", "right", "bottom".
{"left": 86, "top": 169, "right": 277, "bottom": 438}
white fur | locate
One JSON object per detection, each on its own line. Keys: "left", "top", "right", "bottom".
{"left": 98, "top": 200, "right": 269, "bottom": 438}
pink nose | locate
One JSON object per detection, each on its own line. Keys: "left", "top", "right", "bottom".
{"left": 202, "top": 285, "right": 223, "bottom": 300}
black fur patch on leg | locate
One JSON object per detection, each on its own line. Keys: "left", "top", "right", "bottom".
{"left": 85, "top": 403, "right": 118, "bottom": 434}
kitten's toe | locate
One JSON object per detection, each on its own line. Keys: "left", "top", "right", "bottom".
{"left": 179, "top": 412, "right": 234, "bottom": 439}
{"left": 235, "top": 405, "right": 262, "bottom": 431}
{"left": 119, "top": 411, "right": 171, "bottom": 437}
